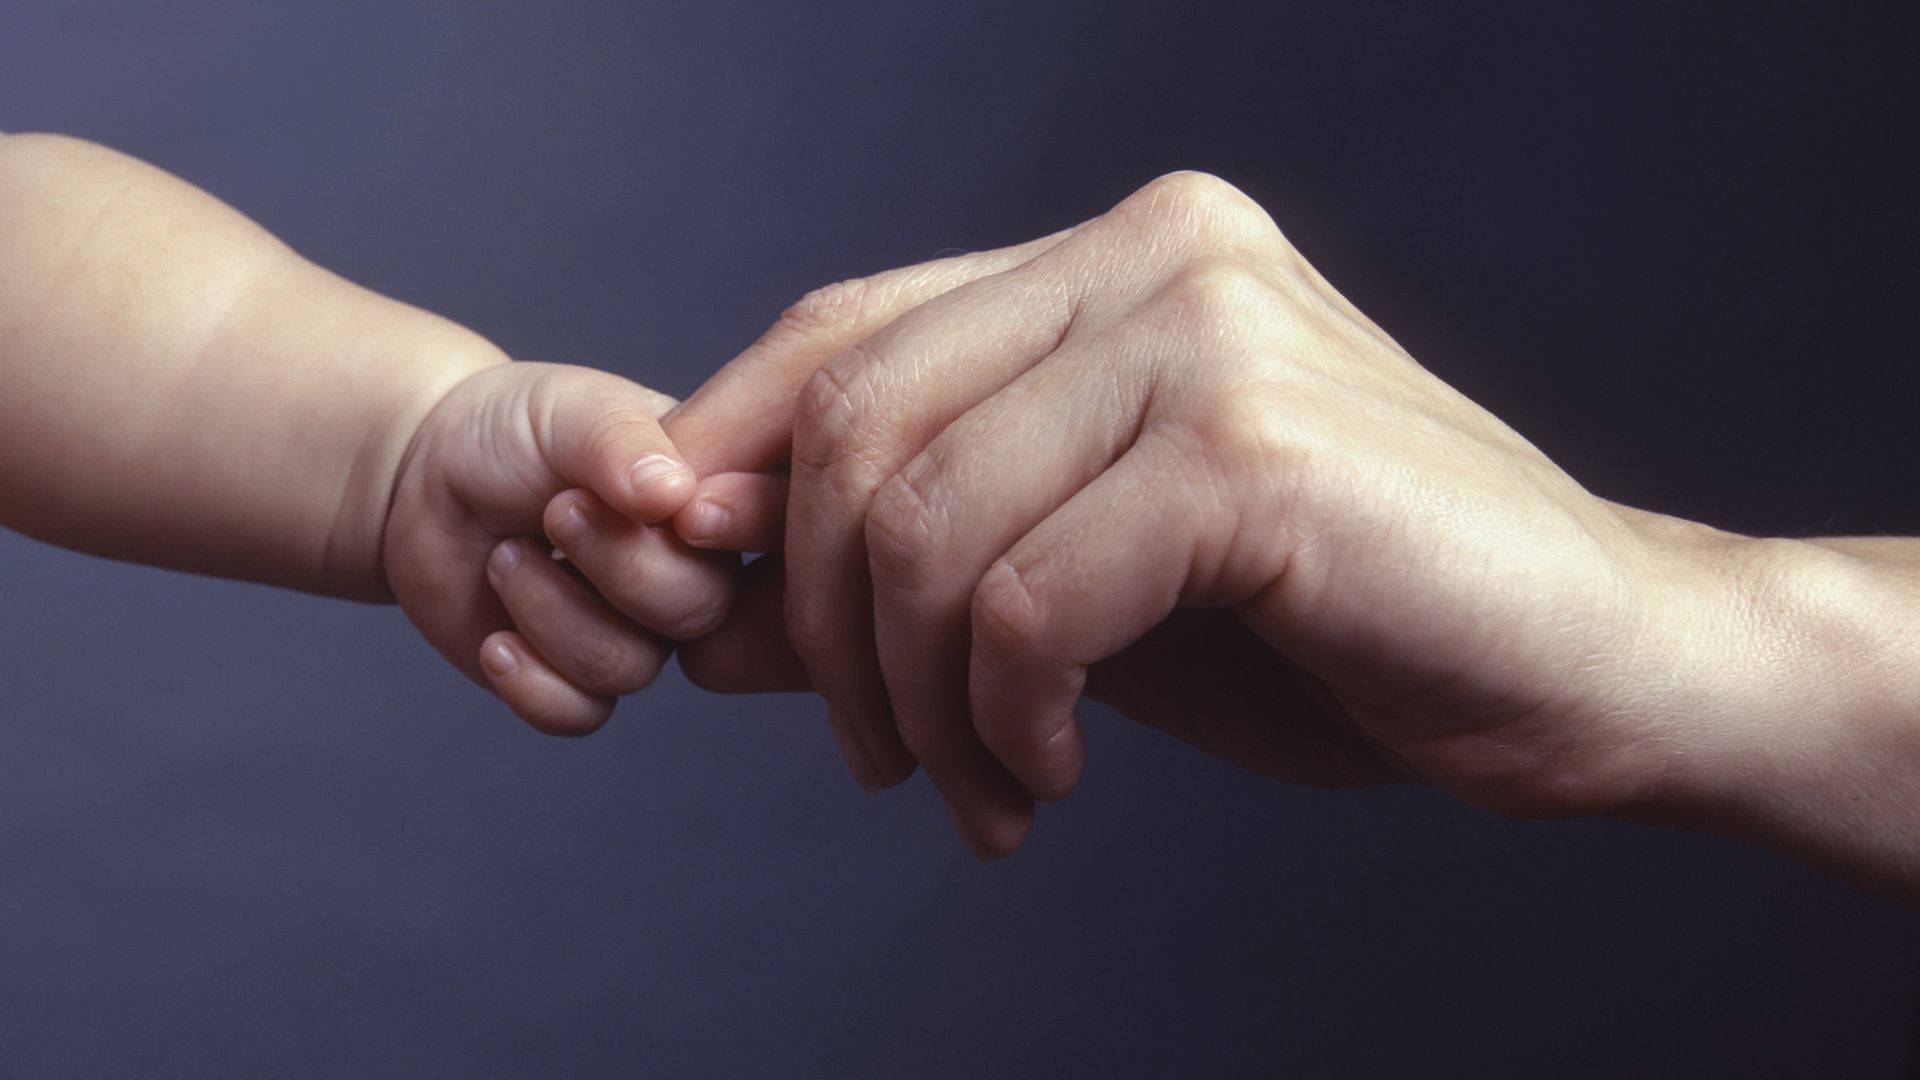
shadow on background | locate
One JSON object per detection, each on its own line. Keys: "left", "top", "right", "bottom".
{"left": 2, "top": 3, "right": 1917, "bottom": 1076}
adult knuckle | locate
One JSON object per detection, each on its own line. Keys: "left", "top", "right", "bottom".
{"left": 892, "top": 719, "right": 938, "bottom": 766}
{"left": 792, "top": 346, "right": 880, "bottom": 473}
{"left": 782, "top": 593, "right": 840, "bottom": 669}
{"left": 863, "top": 459, "right": 950, "bottom": 588}
{"left": 1115, "top": 170, "right": 1276, "bottom": 246}
{"left": 971, "top": 558, "right": 1051, "bottom": 659}
{"left": 1135, "top": 255, "right": 1284, "bottom": 367}
{"left": 1191, "top": 389, "right": 1327, "bottom": 541}
{"left": 1142, "top": 169, "right": 1244, "bottom": 209}
{"left": 776, "top": 276, "right": 871, "bottom": 337}
{"left": 1192, "top": 378, "right": 1295, "bottom": 464}
{"left": 894, "top": 710, "right": 964, "bottom": 769}
{"left": 1017, "top": 731, "right": 1084, "bottom": 803}
{"left": 1165, "top": 255, "right": 1272, "bottom": 321}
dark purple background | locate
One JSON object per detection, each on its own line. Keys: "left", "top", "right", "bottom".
{"left": 4, "top": 3, "right": 1918, "bottom": 1075}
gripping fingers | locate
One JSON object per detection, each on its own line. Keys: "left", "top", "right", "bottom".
{"left": 662, "top": 224, "right": 1086, "bottom": 478}
{"left": 782, "top": 251, "right": 1101, "bottom": 796}
{"left": 676, "top": 471, "right": 789, "bottom": 552}
{"left": 969, "top": 440, "right": 1203, "bottom": 803}
{"left": 867, "top": 322, "right": 1167, "bottom": 833}
{"left": 478, "top": 630, "right": 616, "bottom": 737}
{"left": 527, "top": 364, "right": 694, "bottom": 524}
{"left": 487, "top": 537, "right": 671, "bottom": 697}
{"left": 544, "top": 489, "right": 736, "bottom": 640}
{"left": 676, "top": 554, "right": 814, "bottom": 694}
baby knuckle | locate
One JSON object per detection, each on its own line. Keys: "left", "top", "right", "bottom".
{"left": 581, "top": 408, "right": 659, "bottom": 462}
{"left": 520, "top": 699, "right": 607, "bottom": 738}
{"left": 570, "top": 638, "right": 652, "bottom": 694}
{"left": 661, "top": 587, "right": 731, "bottom": 641}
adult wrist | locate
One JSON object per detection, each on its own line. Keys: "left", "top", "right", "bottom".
{"left": 1626, "top": 529, "right": 1920, "bottom": 894}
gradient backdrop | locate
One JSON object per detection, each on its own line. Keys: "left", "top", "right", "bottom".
{"left": 3, "top": 3, "right": 1918, "bottom": 1076}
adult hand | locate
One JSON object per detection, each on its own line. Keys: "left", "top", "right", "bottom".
{"left": 662, "top": 172, "right": 1765, "bottom": 858}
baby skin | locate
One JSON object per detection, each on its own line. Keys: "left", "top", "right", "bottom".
{"left": 0, "top": 133, "right": 731, "bottom": 734}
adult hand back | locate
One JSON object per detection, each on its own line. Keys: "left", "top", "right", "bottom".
{"left": 663, "top": 172, "right": 1794, "bottom": 861}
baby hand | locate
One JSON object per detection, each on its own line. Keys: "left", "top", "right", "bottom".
{"left": 382, "top": 361, "right": 735, "bottom": 735}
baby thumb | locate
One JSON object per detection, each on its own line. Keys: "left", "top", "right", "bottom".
{"left": 532, "top": 364, "right": 692, "bottom": 523}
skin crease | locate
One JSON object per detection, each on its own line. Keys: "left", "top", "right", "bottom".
{"left": 6, "top": 134, "right": 1920, "bottom": 899}
{"left": 0, "top": 133, "right": 735, "bottom": 735}
{"left": 656, "top": 172, "right": 1920, "bottom": 900}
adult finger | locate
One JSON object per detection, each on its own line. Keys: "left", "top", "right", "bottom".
{"left": 782, "top": 249, "right": 1089, "bottom": 796}
{"left": 676, "top": 555, "right": 813, "bottom": 694}
{"left": 478, "top": 629, "right": 616, "bottom": 737}
{"left": 544, "top": 488, "right": 736, "bottom": 640}
{"left": 662, "top": 225, "right": 1082, "bottom": 477}
{"left": 865, "top": 320, "right": 1158, "bottom": 814}
{"left": 677, "top": 555, "right": 900, "bottom": 797}
{"left": 676, "top": 470, "right": 789, "bottom": 552}
{"left": 486, "top": 537, "right": 672, "bottom": 697}
{"left": 967, "top": 433, "right": 1209, "bottom": 824}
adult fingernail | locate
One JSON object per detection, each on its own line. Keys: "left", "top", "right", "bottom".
{"left": 942, "top": 800, "right": 995, "bottom": 861}
{"left": 548, "top": 501, "right": 590, "bottom": 548}
{"left": 828, "top": 705, "right": 883, "bottom": 792}
{"left": 481, "top": 639, "right": 518, "bottom": 679}
{"left": 869, "top": 737, "right": 917, "bottom": 788}
{"left": 681, "top": 497, "right": 731, "bottom": 547}
{"left": 628, "top": 454, "right": 689, "bottom": 494}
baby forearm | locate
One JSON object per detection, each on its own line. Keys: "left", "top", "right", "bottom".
{"left": 0, "top": 134, "right": 502, "bottom": 598}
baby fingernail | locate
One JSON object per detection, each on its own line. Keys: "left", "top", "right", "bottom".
{"left": 682, "top": 498, "right": 731, "bottom": 546}
{"left": 548, "top": 502, "right": 590, "bottom": 548}
{"left": 627, "top": 454, "right": 688, "bottom": 493}
{"left": 489, "top": 540, "right": 522, "bottom": 577}
{"left": 481, "top": 639, "right": 518, "bottom": 679}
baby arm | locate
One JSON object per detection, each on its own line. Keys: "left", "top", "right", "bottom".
{"left": 0, "top": 133, "right": 731, "bottom": 733}
{"left": 0, "top": 132, "right": 488, "bottom": 594}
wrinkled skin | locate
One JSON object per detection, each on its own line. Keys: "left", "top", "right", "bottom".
{"left": 662, "top": 172, "right": 1752, "bottom": 857}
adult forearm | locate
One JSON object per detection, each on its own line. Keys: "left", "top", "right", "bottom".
{"left": 0, "top": 134, "right": 502, "bottom": 598}
{"left": 1633, "top": 529, "right": 1920, "bottom": 897}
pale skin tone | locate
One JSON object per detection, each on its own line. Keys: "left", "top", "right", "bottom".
{"left": 620, "top": 172, "right": 1920, "bottom": 899}
{"left": 8, "top": 137, "right": 1920, "bottom": 899}
{"left": 0, "top": 133, "right": 734, "bottom": 734}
